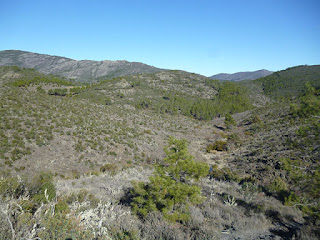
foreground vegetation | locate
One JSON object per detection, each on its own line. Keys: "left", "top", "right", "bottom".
{"left": 0, "top": 65, "right": 319, "bottom": 239}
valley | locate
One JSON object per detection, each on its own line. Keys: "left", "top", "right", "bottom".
{"left": 0, "top": 56, "right": 319, "bottom": 239}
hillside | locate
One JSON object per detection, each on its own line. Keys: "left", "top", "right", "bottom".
{"left": 251, "top": 65, "right": 320, "bottom": 97}
{"left": 210, "top": 69, "right": 273, "bottom": 81}
{"left": 0, "top": 50, "right": 164, "bottom": 82}
{"left": 0, "top": 65, "right": 319, "bottom": 239}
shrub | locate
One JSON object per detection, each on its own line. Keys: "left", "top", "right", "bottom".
{"left": 267, "top": 177, "right": 289, "bottom": 201}
{"left": 206, "top": 141, "right": 227, "bottom": 152}
{"left": 37, "top": 213, "right": 93, "bottom": 240}
{"left": 36, "top": 86, "right": 46, "bottom": 94}
{"left": 55, "top": 199, "right": 70, "bottom": 213}
{"left": 48, "top": 88, "right": 68, "bottom": 96}
{"left": 297, "top": 82, "right": 320, "bottom": 117}
{"left": 224, "top": 113, "right": 236, "bottom": 129}
{"left": 105, "top": 97, "right": 112, "bottom": 105}
{"left": 208, "top": 165, "right": 240, "bottom": 182}
{"left": 100, "top": 163, "right": 118, "bottom": 175}
{"left": 0, "top": 176, "right": 22, "bottom": 198}
{"left": 227, "top": 133, "right": 242, "bottom": 146}
{"left": 136, "top": 99, "right": 151, "bottom": 109}
{"left": 131, "top": 137, "right": 209, "bottom": 222}
{"left": 30, "top": 172, "right": 56, "bottom": 204}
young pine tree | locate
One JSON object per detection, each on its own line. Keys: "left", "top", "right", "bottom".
{"left": 131, "top": 137, "right": 209, "bottom": 222}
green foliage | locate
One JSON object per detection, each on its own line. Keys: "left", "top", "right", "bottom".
{"left": 19, "top": 199, "right": 37, "bottom": 213}
{"left": 0, "top": 176, "right": 22, "bottom": 198}
{"left": 206, "top": 141, "right": 228, "bottom": 152}
{"left": 289, "top": 103, "right": 299, "bottom": 117}
{"left": 208, "top": 165, "right": 240, "bottom": 182}
{"left": 30, "top": 172, "right": 56, "bottom": 204}
{"left": 100, "top": 163, "right": 118, "bottom": 175}
{"left": 253, "top": 65, "right": 320, "bottom": 97}
{"left": 69, "top": 86, "right": 87, "bottom": 95}
{"left": 267, "top": 177, "right": 289, "bottom": 201}
{"left": 205, "top": 79, "right": 221, "bottom": 90}
{"left": 297, "top": 82, "right": 320, "bottom": 117}
{"left": 10, "top": 75, "right": 74, "bottom": 87}
{"left": 218, "top": 82, "right": 251, "bottom": 112}
{"left": 136, "top": 99, "right": 151, "bottom": 109}
{"left": 227, "top": 133, "right": 241, "bottom": 146}
{"left": 251, "top": 114, "right": 263, "bottom": 125}
{"left": 150, "top": 81, "right": 252, "bottom": 120}
{"left": 48, "top": 88, "right": 68, "bottom": 96}
{"left": 105, "top": 97, "right": 112, "bottom": 105}
{"left": 131, "top": 137, "right": 209, "bottom": 222}
{"left": 63, "top": 189, "right": 99, "bottom": 208}
{"left": 55, "top": 199, "right": 70, "bottom": 213}
{"left": 277, "top": 156, "right": 320, "bottom": 218}
{"left": 268, "top": 177, "right": 288, "bottom": 193}
{"left": 37, "top": 213, "right": 94, "bottom": 240}
{"left": 36, "top": 86, "right": 46, "bottom": 94}
{"left": 108, "top": 227, "right": 139, "bottom": 240}
{"left": 224, "top": 113, "right": 236, "bottom": 129}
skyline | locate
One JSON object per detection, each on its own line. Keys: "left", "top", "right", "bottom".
{"left": 1, "top": 0, "right": 319, "bottom": 76}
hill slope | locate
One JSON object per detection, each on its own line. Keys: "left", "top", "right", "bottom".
{"left": 0, "top": 50, "right": 164, "bottom": 82}
{"left": 211, "top": 69, "right": 273, "bottom": 81}
{"left": 0, "top": 66, "right": 320, "bottom": 239}
{"left": 252, "top": 65, "right": 320, "bottom": 97}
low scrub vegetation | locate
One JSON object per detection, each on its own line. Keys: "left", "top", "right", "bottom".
{"left": 0, "top": 66, "right": 320, "bottom": 239}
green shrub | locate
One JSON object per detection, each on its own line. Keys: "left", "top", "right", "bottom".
{"left": 206, "top": 141, "right": 227, "bottom": 152}
{"left": 30, "top": 172, "right": 56, "bottom": 204}
{"left": 48, "top": 88, "right": 68, "bottom": 96}
{"left": 100, "top": 163, "right": 118, "bottom": 175}
{"left": 0, "top": 176, "right": 22, "bottom": 198}
{"left": 227, "top": 133, "right": 241, "bottom": 146}
{"left": 267, "top": 177, "right": 289, "bottom": 201}
{"left": 10, "top": 75, "right": 74, "bottom": 87}
{"left": 252, "top": 114, "right": 262, "bottom": 123}
{"left": 19, "top": 199, "right": 37, "bottom": 213}
{"left": 208, "top": 165, "right": 240, "bottom": 182}
{"left": 131, "top": 137, "right": 209, "bottom": 222}
{"left": 224, "top": 113, "right": 236, "bottom": 129}
{"left": 105, "top": 97, "right": 112, "bottom": 105}
{"left": 55, "top": 199, "right": 70, "bottom": 213}
{"left": 297, "top": 83, "right": 320, "bottom": 117}
{"left": 36, "top": 86, "right": 46, "bottom": 94}
{"left": 136, "top": 99, "right": 151, "bottom": 109}
{"left": 108, "top": 226, "right": 139, "bottom": 240}
{"left": 37, "top": 213, "right": 93, "bottom": 240}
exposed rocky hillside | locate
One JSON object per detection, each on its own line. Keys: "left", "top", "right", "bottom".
{"left": 211, "top": 69, "right": 273, "bottom": 81}
{"left": 0, "top": 50, "right": 164, "bottom": 82}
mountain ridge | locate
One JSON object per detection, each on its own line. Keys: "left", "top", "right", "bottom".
{"left": 210, "top": 69, "right": 273, "bottom": 81}
{"left": 0, "top": 50, "right": 165, "bottom": 82}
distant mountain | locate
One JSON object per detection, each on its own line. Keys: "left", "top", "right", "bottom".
{"left": 0, "top": 50, "right": 164, "bottom": 82}
{"left": 210, "top": 69, "right": 273, "bottom": 81}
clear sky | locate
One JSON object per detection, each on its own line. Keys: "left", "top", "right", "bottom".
{"left": 1, "top": 0, "right": 319, "bottom": 76}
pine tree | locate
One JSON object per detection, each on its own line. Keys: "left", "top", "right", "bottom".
{"left": 131, "top": 137, "right": 209, "bottom": 222}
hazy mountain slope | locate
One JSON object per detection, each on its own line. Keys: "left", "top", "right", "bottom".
{"left": 252, "top": 65, "right": 320, "bottom": 97}
{"left": 211, "top": 69, "right": 273, "bottom": 81}
{"left": 0, "top": 50, "right": 164, "bottom": 82}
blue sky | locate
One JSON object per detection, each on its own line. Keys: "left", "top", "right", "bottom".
{"left": 1, "top": 0, "right": 319, "bottom": 76}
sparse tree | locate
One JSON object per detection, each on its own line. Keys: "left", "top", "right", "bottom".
{"left": 224, "top": 113, "right": 236, "bottom": 129}
{"left": 131, "top": 137, "right": 209, "bottom": 222}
